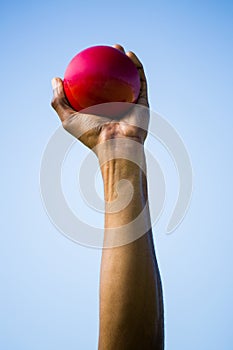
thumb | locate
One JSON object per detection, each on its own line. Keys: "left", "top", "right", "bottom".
{"left": 51, "top": 77, "right": 75, "bottom": 121}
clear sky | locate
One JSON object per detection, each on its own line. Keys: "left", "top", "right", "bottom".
{"left": 1, "top": 0, "right": 233, "bottom": 349}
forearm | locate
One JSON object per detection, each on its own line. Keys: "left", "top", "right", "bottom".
{"left": 98, "top": 149, "right": 164, "bottom": 350}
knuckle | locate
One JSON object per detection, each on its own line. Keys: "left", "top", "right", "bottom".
{"left": 51, "top": 96, "right": 59, "bottom": 109}
{"left": 51, "top": 96, "right": 67, "bottom": 110}
{"left": 127, "top": 50, "right": 134, "bottom": 56}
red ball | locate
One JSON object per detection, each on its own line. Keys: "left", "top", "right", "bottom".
{"left": 63, "top": 46, "right": 140, "bottom": 113}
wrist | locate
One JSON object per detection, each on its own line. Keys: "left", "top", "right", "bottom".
{"left": 94, "top": 138, "right": 150, "bottom": 235}
{"left": 101, "top": 158, "right": 143, "bottom": 200}
{"left": 97, "top": 139, "right": 148, "bottom": 210}
{"left": 96, "top": 139, "right": 146, "bottom": 194}
{"left": 96, "top": 137, "right": 146, "bottom": 170}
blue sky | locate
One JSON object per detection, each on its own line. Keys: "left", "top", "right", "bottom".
{"left": 1, "top": 1, "right": 233, "bottom": 349}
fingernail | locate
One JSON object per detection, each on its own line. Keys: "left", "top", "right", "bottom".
{"left": 51, "top": 78, "right": 58, "bottom": 89}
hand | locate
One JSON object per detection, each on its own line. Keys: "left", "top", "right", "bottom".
{"left": 51, "top": 44, "right": 150, "bottom": 150}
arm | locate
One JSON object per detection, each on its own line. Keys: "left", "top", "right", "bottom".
{"left": 51, "top": 44, "right": 164, "bottom": 349}
{"left": 99, "top": 155, "right": 164, "bottom": 349}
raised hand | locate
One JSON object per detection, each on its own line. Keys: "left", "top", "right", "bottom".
{"left": 51, "top": 44, "right": 150, "bottom": 150}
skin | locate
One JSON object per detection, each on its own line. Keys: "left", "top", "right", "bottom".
{"left": 51, "top": 44, "right": 164, "bottom": 349}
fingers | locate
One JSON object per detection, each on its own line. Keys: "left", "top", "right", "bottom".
{"left": 51, "top": 77, "right": 76, "bottom": 121}
{"left": 112, "top": 45, "right": 149, "bottom": 106}
{"left": 126, "top": 51, "right": 149, "bottom": 107}
{"left": 112, "top": 44, "right": 125, "bottom": 54}
{"left": 126, "top": 51, "right": 146, "bottom": 79}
